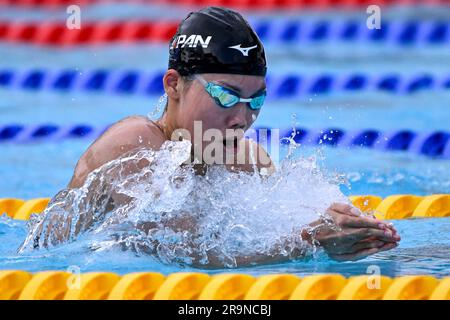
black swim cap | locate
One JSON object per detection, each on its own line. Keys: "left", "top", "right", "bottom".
{"left": 168, "top": 6, "right": 267, "bottom": 77}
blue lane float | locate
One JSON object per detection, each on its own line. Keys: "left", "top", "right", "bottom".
{"left": 1, "top": 123, "right": 449, "bottom": 159}
{"left": 1, "top": 69, "right": 449, "bottom": 97}
{"left": 0, "top": 124, "right": 110, "bottom": 143}
{"left": 248, "top": 19, "right": 450, "bottom": 46}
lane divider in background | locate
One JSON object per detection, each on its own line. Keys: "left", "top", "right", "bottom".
{"left": 0, "top": 0, "right": 95, "bottom": 6}
{"left": 0, "top": 21, "right": 178, "bottom": 45}
{"left": 252, "top": 19, "right": 450, "bottom": 46}
{"left": 0, "top": 0, "right": 447, "bottom": 9}
{"left": 267, "top": 127, "right": 450, "bottom": 159}
{"left": 0, "top": 19, "right": 449, "bottom": 46}
{"left": 0, "top": 270, "right": 448, "bottom": 300}
{"left": 0, "top": 123, "right": 109, "bottom": 143}
{"left": 1, "top": 69, "right": 449, "bottom": 96}
{"left": 0, "top": 198, "right": 50, "bottom": 220}
{"left": 349, "top": 194, "right": 450, "bottom": 219}
{"left": 2, "top": 194, "right": 449, "bottom": 220}
{"left": 1, "top": 124, "right": 449, "bottom": 159}
{"left": 152, "top": 0, "right": 450, "bottom": 9}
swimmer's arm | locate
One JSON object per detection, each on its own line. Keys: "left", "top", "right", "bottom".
{"left": 33, "top": 117, "right": 165, "bottom": 247}
{"left": 195, "top": 203, "right": 401, "bottom": 267}
{"left": 139, "top": 206, "right": 399, "bottom": 267}
{"left": 197, "top": 229, "right": 311, "bottom": 268}
{"left": 300, "top": 204, "right": 400, "bottom": 262}
{"left": 32, "top": 154, "right": 151, "bottom": 249}
{"left": 135, "top": 215, "right": 309, "bottom": 268}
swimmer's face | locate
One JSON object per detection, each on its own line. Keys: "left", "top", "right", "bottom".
{"left": 179, "top": 73, "right": 266, "bottom": 154}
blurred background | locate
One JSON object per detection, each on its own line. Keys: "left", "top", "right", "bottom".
{"left": 1, "top": 0, "right": 450, "bottom": 199}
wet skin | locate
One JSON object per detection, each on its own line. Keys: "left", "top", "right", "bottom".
{"left": 65, "top": 69, "right": 400, "bottom": 266}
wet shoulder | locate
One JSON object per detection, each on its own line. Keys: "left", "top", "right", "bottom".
{"left": 102, "top": 115, "right": 166, "bottom": 150}
{"left": 71, "top": 116, "right": 166, "bottom": 186}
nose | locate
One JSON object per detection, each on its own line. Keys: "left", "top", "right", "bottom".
{"left": 226, "top": 103, "right": 248, "bottom": 130}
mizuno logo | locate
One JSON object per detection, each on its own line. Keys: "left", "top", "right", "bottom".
{"left": 174, "top": 34, "right": 212, "bottom": 49}
{"left": 228, "top": 44, "right": 257, "bottom": 56}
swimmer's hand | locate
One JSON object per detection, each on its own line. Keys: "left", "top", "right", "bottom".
{"left": 304, "top": 203, "right": 401, "bottom": 262}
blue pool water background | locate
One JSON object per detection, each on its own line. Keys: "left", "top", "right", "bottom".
{"left": 0, "top": 3, "right": 449, "bottom": 277}
{"left": 1, "top": 215, "right": 449, "bottom": 278}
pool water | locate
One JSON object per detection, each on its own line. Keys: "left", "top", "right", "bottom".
{"left": 1, "top": 215, "right": 449, "bottom": 277}
{"left": 0, "top": 4, "right": 449, "bottom": 277}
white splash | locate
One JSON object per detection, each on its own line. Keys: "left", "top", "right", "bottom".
{"left": 18, "top": 139, "right": 348, "bottom": 268}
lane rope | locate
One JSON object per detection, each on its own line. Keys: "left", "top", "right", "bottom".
{"left": 1, "top": 124, "right": 449, "bottom": 159}
{"left": 0, "top": 0, "right": 448, "bottom": 9}
{"left": 1, "top": 69, "right": 449, "bottom": 96}
{"left": 0, "top": 270, "right": 448, "bottom": 300}
{"left": 0, "top": 19, "right": 449, "bottom": 46}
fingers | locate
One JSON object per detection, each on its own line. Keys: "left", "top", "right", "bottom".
{"left": 385, "top": 222, "right": 399, "bottom": 235}
{"left": 329, "top": 239, "right": 386, "bottom": 255}
{"left": 329, "top": 203, "right": 360, "bottom": 217}
{"left": 329, "top": 203, "right": 400, "bottom": 229}
{"left": 377, "top": 241, "right": 399, "bottom": 253}
{"left": 329, "top": 242, "right": 398, "bottom": 262}
{"left": 348, "top": 228, "right": 400, "bottom": 243}
{"left": 328, "top": 204, "right": 394, "bottom": 230}
{"left": 329, "top": 247, "right": 380, "bottom": 262}
{"left": 341, "top": 215, "right": 389, "bottom": 229}
{"left": 329, "top": 208, "right": 397, "bottom": 233}
{"left": 350, "top": 240, "right": 386, "bottom": 252}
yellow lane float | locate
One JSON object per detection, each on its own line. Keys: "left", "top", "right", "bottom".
{"left": 2, "top": 271, "right": 447, "bottom": 300}
{"left": 3, "top": 195, "right": 450, "bottom": 220}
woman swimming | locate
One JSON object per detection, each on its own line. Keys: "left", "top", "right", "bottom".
{"left": 20, "top": 6, "right": 400, "bottom": 267}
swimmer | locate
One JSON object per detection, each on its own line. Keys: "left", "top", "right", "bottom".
{"left": 34, "top": 7, "right": 400, "bottom": 265}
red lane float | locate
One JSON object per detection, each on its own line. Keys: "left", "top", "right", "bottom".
{"left": 0, "top": 0, "right": 447, "bottom": 8}
{"left": 158, "top": 0, "right": 450, "bottom": 9}
{"left": 0, "top": 21, "right": 178, "bottom": 45}
{"left": 0, "top": 0, "right": 94, "bottom": 6}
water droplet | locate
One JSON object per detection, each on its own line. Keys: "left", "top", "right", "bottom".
{"left": 148, "top": 93, "right": 168, "bottom": 120}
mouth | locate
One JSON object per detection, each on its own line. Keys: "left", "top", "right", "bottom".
{"left": 222, "top": 137, "right": 239, "bottom": 153}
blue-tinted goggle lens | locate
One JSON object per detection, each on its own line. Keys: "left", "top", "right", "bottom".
{"left": 249, "top": 92, "right": 266, "bottom": 110}
{"left": 204, "top": 82, "right": 266, "bottom": 110}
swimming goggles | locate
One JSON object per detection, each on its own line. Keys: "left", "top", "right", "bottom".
{"left": 195, "top": 75, "right": 266, "bottom": 110}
